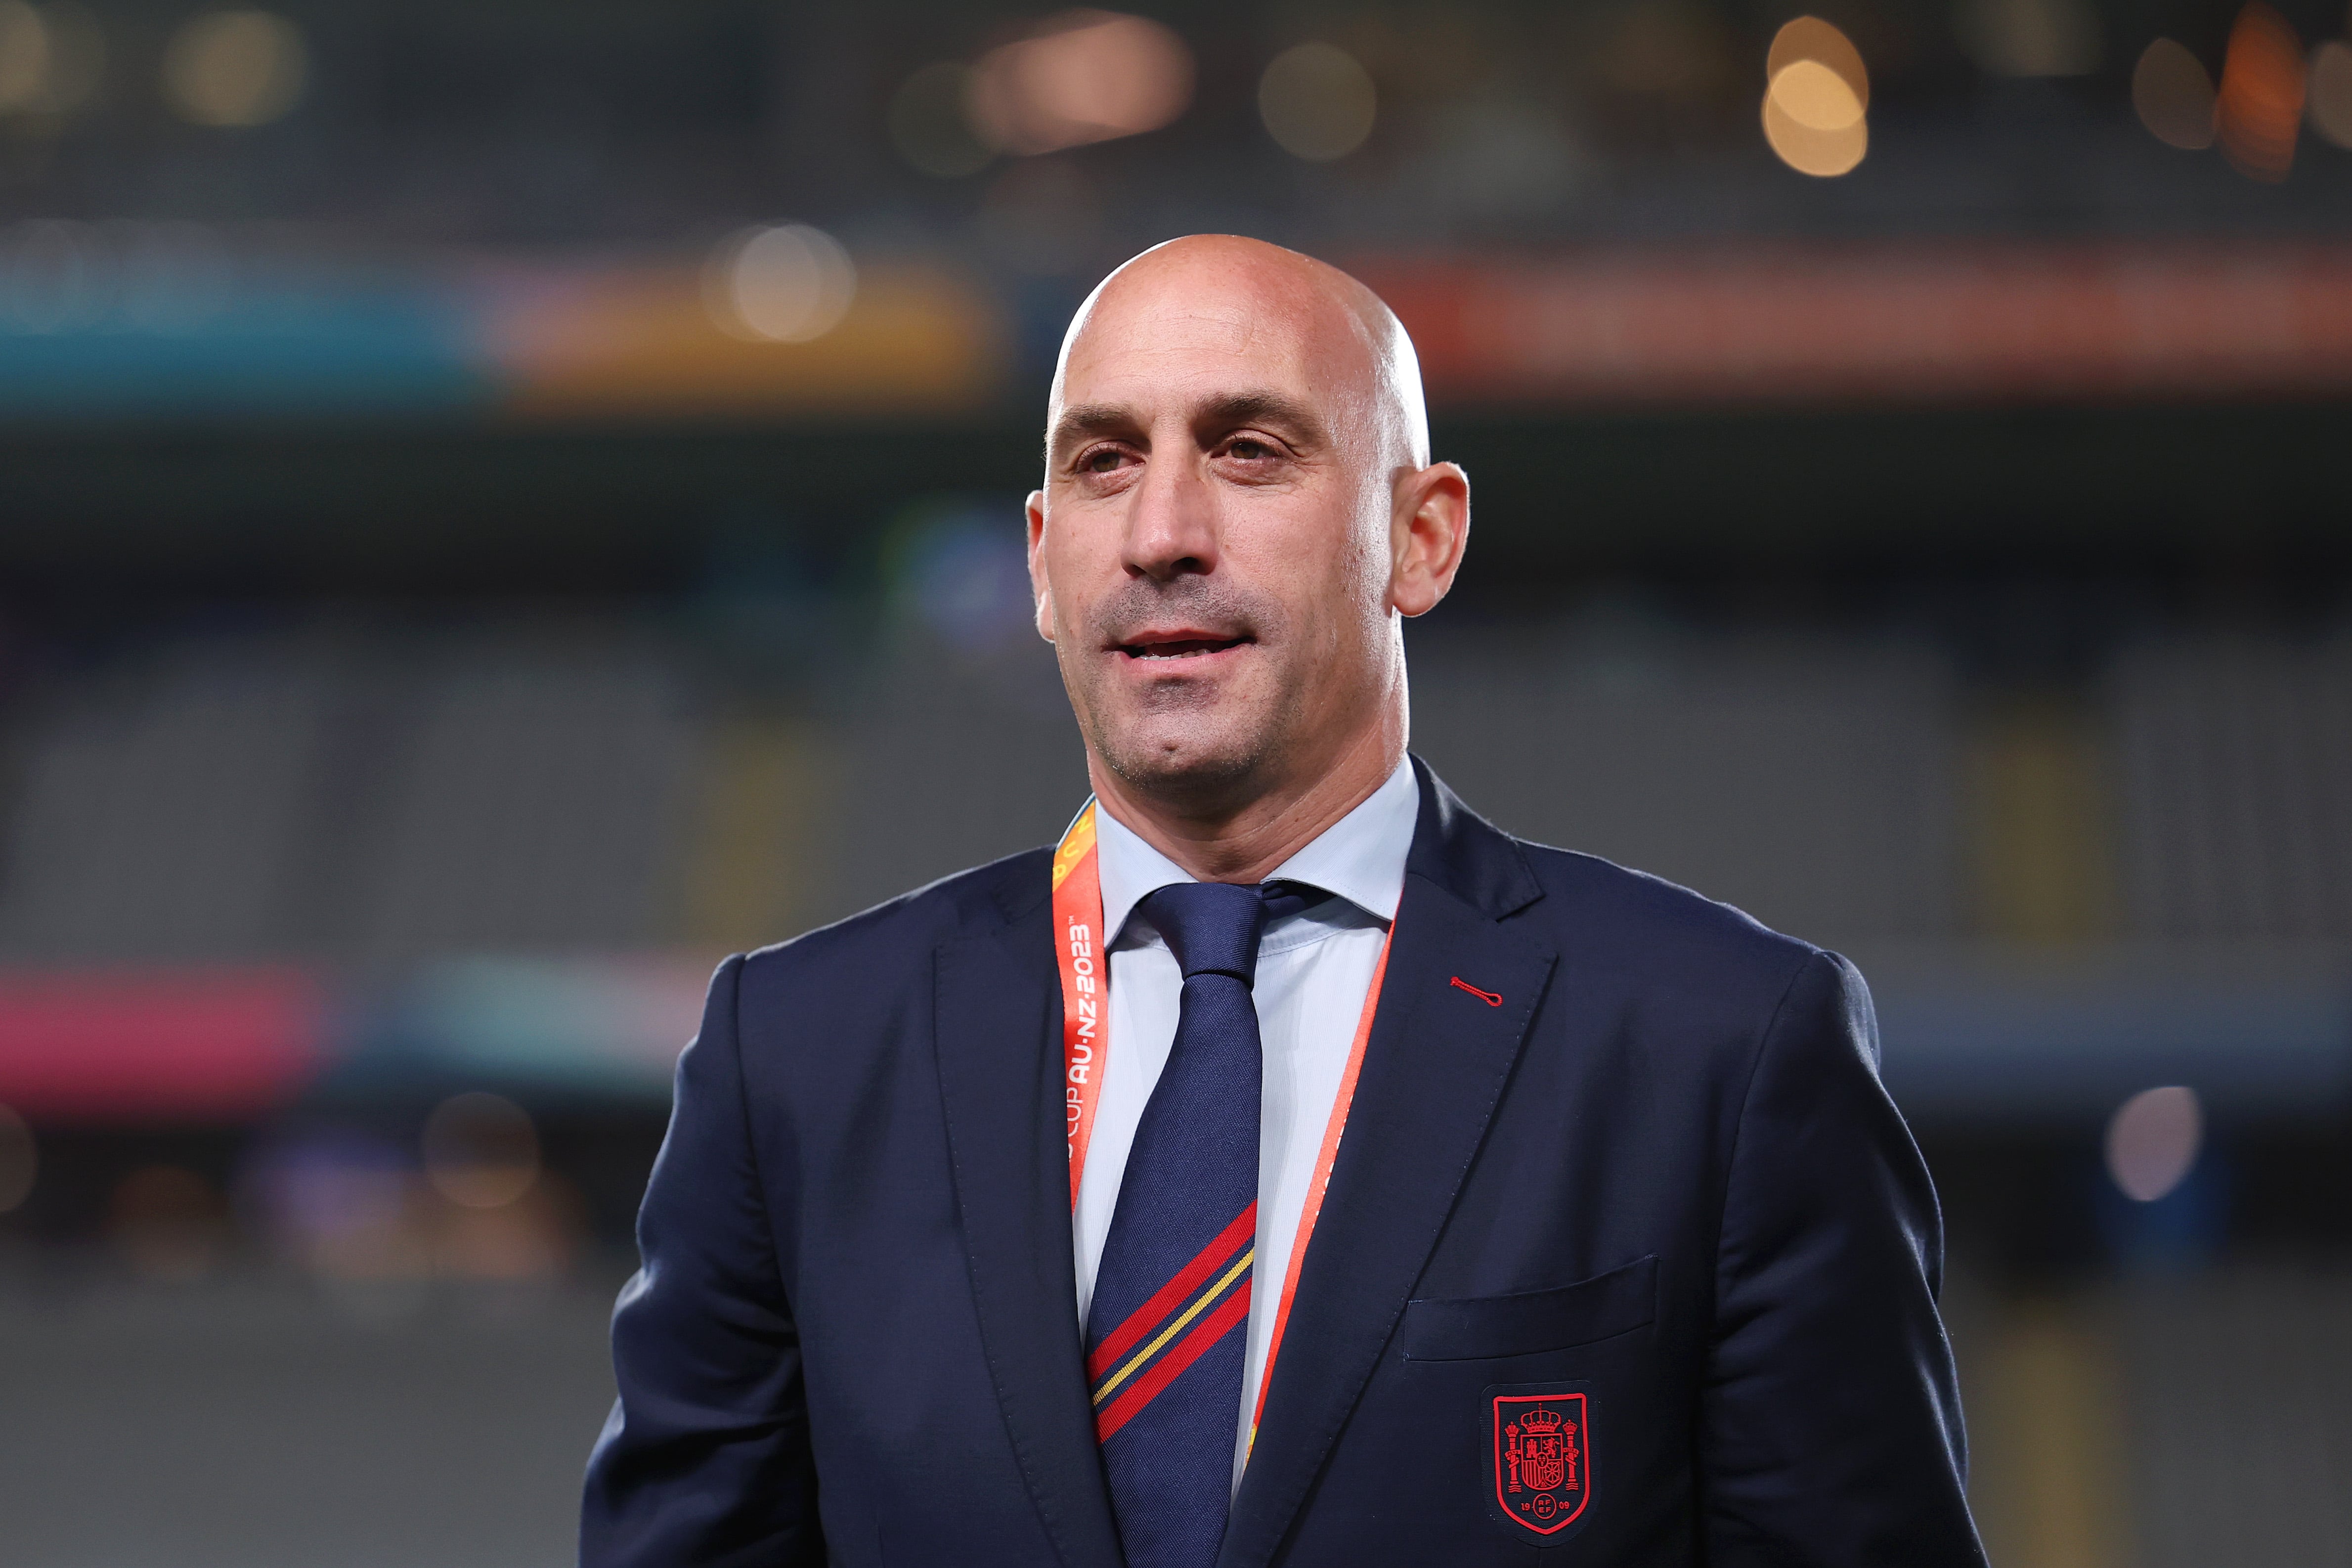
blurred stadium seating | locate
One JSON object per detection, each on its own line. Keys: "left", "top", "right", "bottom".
{"left": 2, "top": 0, "right": 2350, "bottom": 1563}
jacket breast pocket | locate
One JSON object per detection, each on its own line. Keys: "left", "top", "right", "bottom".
{"left": 1398, "top": 1255, "right": 1657, "bottom": 1362}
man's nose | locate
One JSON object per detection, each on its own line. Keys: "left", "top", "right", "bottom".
{"left": 1121, "top": 449, "right": 1219, "bottom": 582}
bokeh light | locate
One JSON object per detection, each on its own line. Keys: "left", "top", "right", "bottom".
{"left": 0, "top": 1, "right": 104, "bottom": 116}
{"left": 966, "top": 9, "right": 1192, "bottom": 157}
{"left": 2216, "top": 1, "right": 2304, "bottom": 182}
{"left": 703, "top": 223, "right": 857, "bottom": 344}
{"left": 2134, "top": 39, "right": 2218, "bottom": 150}
{"left": 162, "top": 8, "right": 305, "bottom": 128}
{"left": 1768, "top": 16, "right": 1869, "bottom": 108}
{"left": 2308, "top": 39, "right": 2352, "bottom": 148}
{"left": 888, "top": 61, "right": 993, "bottom": 178}
{"left": 0, "top": 0, "right": 48, "bottom": 111}
{"left": 420, "top": 1091, "right": 541, "bottom": 1210}
{"left": 2105, "top": 1085, "right": 2204, "bottom": 1203}
{"left": 1762, "top": 18, "right": 1869, "bottom": 176}
{"left": 1259, "top": 42, "right": 1377, "bottom": 163}
{"left": 0, "top": 1103, "right": 34, "bottom": 1213}
{"left": 1771, "top": 59, "right": 1863, "bottom": 131}
{"left": 1762, "top": 94, "right": 1866, "bottom": 174}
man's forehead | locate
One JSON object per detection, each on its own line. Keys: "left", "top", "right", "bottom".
{"left": 1060, "top": 287, "right": 1330, "bottom": 394}
{"left": 1056, "top": 291, "right": 1370, "bottom": 432}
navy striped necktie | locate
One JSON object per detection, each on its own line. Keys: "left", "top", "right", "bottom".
{"left": 1084, "top": 879, "right": 1307, "bottom": 1568}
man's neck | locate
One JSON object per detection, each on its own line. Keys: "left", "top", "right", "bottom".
{"left": 1086, "top": 724, "right": 1405, "bottom": 886}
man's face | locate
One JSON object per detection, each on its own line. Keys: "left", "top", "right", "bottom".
{"left": 1027, "top": 257, "right": 1402, "bottom": 810}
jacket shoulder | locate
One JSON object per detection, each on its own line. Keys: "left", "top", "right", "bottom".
{"left": 738, "top": 845, "right": 1053, "bottom": 983}
{"left": 1510, "top": 837, "right": 1826, "bottom": 997}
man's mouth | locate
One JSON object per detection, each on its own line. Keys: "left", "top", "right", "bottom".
{"left": 1114, "top": 632, "right": 1252, "bottom": 662}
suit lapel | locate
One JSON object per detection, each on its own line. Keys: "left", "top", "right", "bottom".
{"left": 935, "top": 905, "right": 1125, "bottom": 1568}
{"left": 1218, "top": 764, "right": 1559, "bottom": 1568}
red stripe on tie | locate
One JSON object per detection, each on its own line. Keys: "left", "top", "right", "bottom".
{"left": 1086, "top": 1203, "right": 1256, "bottom": 1381}
{"left": 1094, "top": 1276, "right": 1253, "bottom": 1443}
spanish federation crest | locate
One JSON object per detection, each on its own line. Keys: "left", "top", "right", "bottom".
{"left": 1492, "top": 1391, "right": 1589, "bottom": 1537}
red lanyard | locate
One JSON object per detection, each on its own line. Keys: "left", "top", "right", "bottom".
{"left": 1049, "top": 799, "right": 1394, "bottom": 1446}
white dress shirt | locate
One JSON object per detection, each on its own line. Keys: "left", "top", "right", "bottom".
{"left": 1072, "top": 756, "right": 1419, "bottom": 1490}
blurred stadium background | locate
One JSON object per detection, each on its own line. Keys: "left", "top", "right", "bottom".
{"left": 2, "top": 0, "right": 2351, "bottom": 1564}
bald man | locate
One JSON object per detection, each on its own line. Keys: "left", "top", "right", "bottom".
{"left": 582, "top": 237, "right": 1985, "bottom": 1568}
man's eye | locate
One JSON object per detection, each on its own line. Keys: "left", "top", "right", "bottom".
{"left": 1228, "top": 439, "right": 1270, "bottom": 460}
{"left": 1082, "top": 449, "right": 1127, "bottom": 473}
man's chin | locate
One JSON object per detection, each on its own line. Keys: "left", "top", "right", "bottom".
{"left": 1094, "top": 724, "right": 1274, "bottom": 809}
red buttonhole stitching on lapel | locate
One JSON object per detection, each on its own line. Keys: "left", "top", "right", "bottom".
{"left": 1450, "top": 977, "right": 1503, "bottom": 1006}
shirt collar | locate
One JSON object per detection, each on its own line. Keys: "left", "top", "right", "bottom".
{"left": 1091, "top": 756, "right": 1419, "bottom": 946}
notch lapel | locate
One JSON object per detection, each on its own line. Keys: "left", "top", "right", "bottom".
{"left": 935, "top": 912, "right": 1125, "bottom": 1568}
{"left": 1218, "top": 766, "right": 1559, "bottom": 1568}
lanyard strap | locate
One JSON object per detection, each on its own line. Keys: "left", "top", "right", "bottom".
{"left": 1050, "top": 802, "right": 1109, "bottom": 1198}
{"left": 1049, "top": 799, "right": 1393, "bottom": 1449}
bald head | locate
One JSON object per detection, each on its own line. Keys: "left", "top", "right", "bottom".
{"left": 1049, "top": 235, "right": 1430, "bottom": 473}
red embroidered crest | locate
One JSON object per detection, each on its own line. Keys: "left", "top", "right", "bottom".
{"left": 1493, "top": 1392, "right": 1589, "bottom": 1536}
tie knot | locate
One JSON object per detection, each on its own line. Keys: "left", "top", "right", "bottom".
{"left": 1139, "top": 881, "right": 1269, "bottom": 986}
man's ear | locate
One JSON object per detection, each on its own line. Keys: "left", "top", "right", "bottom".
{"left": 1389, "top": 462, "right": 1470, "bottom": 618}
{"left": 1026, "top": 490, "right": 1056, "bottom": 642}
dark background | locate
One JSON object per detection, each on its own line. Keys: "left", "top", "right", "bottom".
{"left": 2, "top": 2, "right": 2350, "bottom": 1563}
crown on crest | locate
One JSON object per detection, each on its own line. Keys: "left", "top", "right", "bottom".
{"left": 1518, "top": 1406, "right": 1565, "bottom": 1435}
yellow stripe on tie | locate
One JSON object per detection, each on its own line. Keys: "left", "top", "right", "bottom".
{"left": 1093, "top": 1249, "right": 1253, "bottom": 1406}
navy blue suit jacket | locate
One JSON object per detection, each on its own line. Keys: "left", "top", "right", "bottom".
{"left": 582, "top": 760, "right": 1985, "bottom": 1567}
